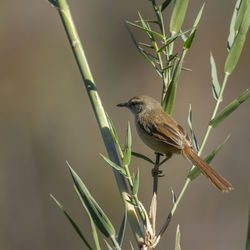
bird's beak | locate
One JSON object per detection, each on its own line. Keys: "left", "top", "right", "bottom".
{"left": 117, "top": 102, "right": 128, "bottom": 107}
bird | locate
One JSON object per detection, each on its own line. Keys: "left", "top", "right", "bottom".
{"left": 117, "top": 95, "right": 234, "bottom": 192}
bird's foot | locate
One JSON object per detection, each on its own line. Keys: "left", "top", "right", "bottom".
{"left": 151, "top": 167, "right": 165, "bottom": 177}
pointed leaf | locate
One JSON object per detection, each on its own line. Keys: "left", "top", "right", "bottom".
{"left": 126, "top": 24, "right": 156, "bottom": 67}
{"left": 48, "top": 0, "right": 59, "bottom": 7}
{"left": 50, "top": 194, "right": 93, "bottom": 250}
{"left": 183, "top": 3, "right": 205, "bottom": 50}
{"left": 117, "top": 209, "right": 127, "bottom": 247}
{"left": 188, "top": 135, "right": 230, "bottom": 180}
{"left": 161, "top": 0, "right": 173, "bottom": 12}
{"left": 210, "top": 89, "right": 250, "bottom": 128}
{"left": 138, "top": 12, "right": 154, "bottom": 41}
{"left": 157, "top": 29, "right": 191, "bottom": 53}
{"left": 106, "top": 112, "right": 123, "bottom": 158}
{"left": 170, "top": 188, "right": 177, "bottom": 204}
{"left": 224, "top": 4, "right": 250, "bottom": 74}
{"left": 130, "top": 241, "right": 135, "bottom": 250}
{"left": 73, "top": 186, "right": 101, "bottom": 250}
{"left": 126, "top": 21, "right": 164, "bottom": 39}
{"left": 149, "top": 193, "right": 157, "bottom": 235}
{"left": 188, "top": 104, "right": 199, "bottom": 152}
{"left": 104, "top": 239, "right": 114, "bottom": 250}
{"left": 138, "top": 42, "right": 154, "bottom": 49}
{"left": 100, "top": 154, "right": 127, "bottom": 176}
{"left": 123, "top": 122, "right": 132, "bottom": 166}
{"left": 175, "top": 224, "right": 181, "bottom": 250}
{"left": 67, "top": 163, "right": 116, "bottom": 238}
{"left": 163, "top": 50, "right": 187, "bottom": 114}
{"left": 235, "top": 0, "right": 249, "bottom": 34}
{"left": 131, "top": 151, "right": 154, "bottom": 164}
{"left": 132, "top": 169, "right": 140, "bottom": 196}
{"left": 227, "top": 0, "right": 242, "bottom": 50}
{"left": 210, "top": 53, "right": 221, "bottom": 100}
{"left": 170, "top": 0, "right": 189, "bottom": 34}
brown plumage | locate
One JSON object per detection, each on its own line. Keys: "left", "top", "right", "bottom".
{"left": 117, "top": 95, "right": 234, "bottom": 192}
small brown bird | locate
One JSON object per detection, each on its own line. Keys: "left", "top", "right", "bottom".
{"left": 117, "top": 95, "right": 234, "bottom": 192}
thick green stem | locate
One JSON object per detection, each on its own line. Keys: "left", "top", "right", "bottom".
{"left": 50, "top": 0, "right": 143, "bottom": 245}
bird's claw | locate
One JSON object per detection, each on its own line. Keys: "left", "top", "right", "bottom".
{"left": 151, "top": 168, "right": 165, "bottom": 177}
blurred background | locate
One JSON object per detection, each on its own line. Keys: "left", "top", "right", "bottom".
{"left": 0, "top": 0, "right": 249, "bottom": 249}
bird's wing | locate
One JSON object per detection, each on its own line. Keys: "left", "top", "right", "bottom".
{"left": 139, "top": 112, "right": 185, "bottom": 150}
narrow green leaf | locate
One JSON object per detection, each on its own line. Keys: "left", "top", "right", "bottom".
{"left": 135, "top": 19, "right": 158, "bottom": 24}
{"left": 161, "top": 0, "right": 173, "bottom": 12}
{"left": 48, "top": 0, "right": 59, "bottom": 7}
{"left": 117, "top": 209, "right": 127, "bottom": 247}
{"left": 126, "top": 198, "right": 138, "bottom": 207}
{"left": 175, "top": 224, "right": 181, "bottom": 250}
{"left": 246, "top": 191, "right": 250, "bottom": 250}
{"left": 138, "top": 11, "right": 154, "bottom": 41}
{"left": 170, "top": 188, "right": 177, "bottom": 204}
{"left": 130, "top": 241, "right": 135, "bottom": 250}
{"left": 126, "top": 24, "right": 156, "bottom": 67}
{"left": 126, "top": 21, "right": 164, "bottom": 39}
{"left": 235, "top": 0, "right": 249, "bottom": 33}
{"left": 132, "top": 169, "right": 140, "bottom": 196}
{"left": 100, "top": 154, "right": 127, "bottom": 176}
{"left": 123, "top": 122, "right": 132, "bottom": 166}
{"left": 131, "top": 151, "right": 154, "bottom": 164}
{"left": 183, "top": 30, "right": 196, "bottom": 50}
{"left": 163, "top": 49, "right": 187, "bottom": 114}
{"left": 73, "top": 186, "right": 101, "bottom": 250}
{"left": 106, "top": 112, "right": 123, "bottom": 158}
{"left": 104, "top": 239, "right": 114, "bottom": 250}
{"left": 227, "top": 0, "right": 242, "bottom": 50}
{"left": 50, "top": 194, "right": 93, "bottom": 250}
{"left": 224, "top": 4, "right": 250, "bottom": 74}
{"left": 181, "top": 67, "right": 192, "bottom": 72}
{"left": 170, "top": 0, "right": 189, "bottom": 34}
{"left": 210, "top": 89, "right": 250, "bottom": 128}
{"left": 157, "top": 29, "right": 191, "bottom": 53}
{"left": 183, "top": 3, "right": 205, "bottom": 50}
{"left": 210, "top": 53, "right": 221, "bottom": 100}
{"left": 188, "top": 135, "right": 230, "bottom": 180}
{"left": 68, "top": 163, "right": 116, "bottom": 238}
{"left": 138, "top": 42, "right": 154, "bottom": 49}
{"left": 188, "top": 104, "right": 199, "bottom": 152}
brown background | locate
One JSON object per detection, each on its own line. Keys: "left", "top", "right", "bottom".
{"left": 0, "top": 0, "right": 249, "bottom": 250}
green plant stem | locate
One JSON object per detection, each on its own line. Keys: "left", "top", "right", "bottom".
{"left": 110, "top": 235, "right": 122, "bottom": 250}
{"left": 153, "top": 153, "right": 161, "bottom": 195}
{"left": 158, "top": 72, "right": 230, "bottom": 238}
{"left": 124, "top": 164, "right": 146, "bottom": 224}
{"left": 50, "top": 0, "right": 143, "bottom": 245}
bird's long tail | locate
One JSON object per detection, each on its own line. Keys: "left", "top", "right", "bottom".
{"left": 183, "top": 145, "right": 234, "bottom": 192}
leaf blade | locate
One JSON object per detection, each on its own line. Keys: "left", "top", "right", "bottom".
{"left": 68, "top": 162, "right": 116, "bottom": 238}
{"left": 50, "top": 194, "right": 93, "bottom": 250}
{"left": 210, "top": 53, "right": 221, "bottom": 100}
{"left": 117, "top": 209, "right": 127, "bottom": 247}
{"left": 123, "top": 122, "right": 132, "bottom": 166}
{"left": 210, "top": 89, "right": 250, "bottom": 128}
{"left": 100, "top": 154, "right": 127, "bottom": 176}
{"left": 188, "top": 104, "right": 199, "bottom": 152}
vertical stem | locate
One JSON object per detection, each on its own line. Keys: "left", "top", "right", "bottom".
{"left": 50, "top": 0, "right": 143, "bottom": 245}
{"left": 153, "top": 153, "right": 161, "bottom": 195}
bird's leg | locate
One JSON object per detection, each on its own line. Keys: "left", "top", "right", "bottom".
{"left": 152, "top": 152, "right": 172, "bottom": 177}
